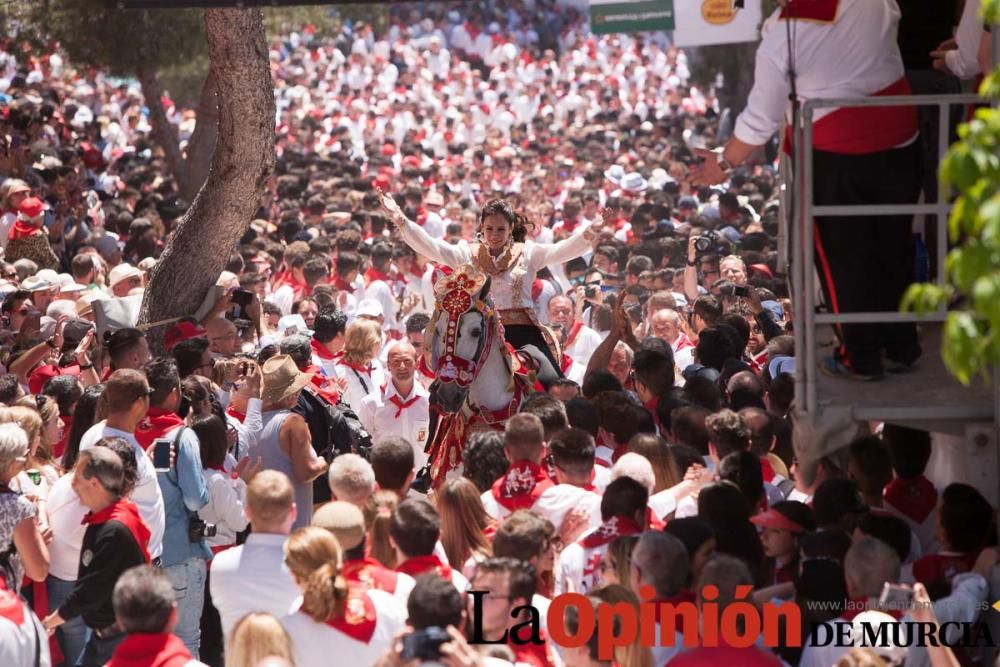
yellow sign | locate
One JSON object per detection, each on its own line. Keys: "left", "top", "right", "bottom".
{"left": 993, "top": 600, "right": 1000, "bottom": 613}
{"left": 701, "top": 0, "right": 737, "bottom": 25}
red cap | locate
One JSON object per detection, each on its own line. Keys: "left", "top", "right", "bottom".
{"left": 28, "top": 364, "right": 80, "bottom": 395}
{"left": 373, "top": 174, "right": 391, "bottom": 190}
{"left": 81, "top": 144, "right": 106, "bottom": 171}
{"left": 750, "top": 263, "right": 774, "bottom": 279}
{"left": 381, "top": 144, "right": 397, "bottom": 156}
{"left": 164, "top": 321, "right": 207, "bottom": 351}
{"left": 18, "top": 197, "right": 45, "bottom": 220}
{"left": 750, "top": 509, "right": 806, "bottom": 534}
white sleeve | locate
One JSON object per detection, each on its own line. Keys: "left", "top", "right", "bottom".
{"left": 205, "top": 475, "right": 249, "bottom": 534}
{"left": 734, "top": 17, "right": 791, "bottom": 146}
{"left": 356, "top": 397, "right": 376, "bottom": 438}
{"left": 932, "top": 572, "right": 988, "bottom": 626}
{"left": 239, "top": 398, "right": 264, "bottom": 460}
{"left": 397, "top": 218, "right": 471, "bottom": 268}
{"left": 945, "top": 0, "right": 985, "bottom": 79}
{"left": 527, "top": 224, "right": 593, "bottom": 270}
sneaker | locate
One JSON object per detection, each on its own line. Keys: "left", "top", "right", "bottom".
{"left": 821, "top": 356, "right": 883, "bottom": 381}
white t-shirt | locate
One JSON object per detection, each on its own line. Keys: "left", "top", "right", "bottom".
{"left": 45, "top": 474, "right": 88, "bottom": 581}
{"left": 282, "top": 589, "right": 406, "bottom": 667}
{"left": 0, "top": 593, "right": 50, "bottom": 667}
{"left": 79, "top": 421, "right": 166, "bottom": 560}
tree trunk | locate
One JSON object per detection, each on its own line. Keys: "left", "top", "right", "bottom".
{"left": 137, "top": 66, "right": 191, "bottom": 198}
{"left": 181, "top": 66, "right": 219, "bottom": 202}
{"left": 138, "top": 8, "right": 275, "bottom": 348}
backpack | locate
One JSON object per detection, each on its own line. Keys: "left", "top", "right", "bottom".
{"left": 300, "top": 386, "right": 373, "bottom": 462}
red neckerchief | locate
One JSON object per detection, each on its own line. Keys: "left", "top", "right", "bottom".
{"left": 338, "top": 358, "right": 373, "bottom": 375}
{"left": 563, "top": 322, "right": 584, "bottom": 350}
{"left": 560, "top": 354, "right": 573, "bottom": 375}
{"left": 384, "top": 384, "right": 420, "bottom": 418}
{"left": 773, "top": 559, "right": 796, "bottom": 586}
{"left": 364, "top": 267, "right": 393, "bottom": 287}
{"left": 674, "top": 333, "right": 695, "bottom": 351}
{"left": 396, "top": 555, "right": 453, "bottom": 582}
{"left": 581, "top": 469, "right": 599, "bottom": 493}
{"left": 759, "top": 456, "right": 776, "bottom": 483}
{"left": 560, "top": 218, "right": 580, "bottom": 234}
{"left": 884, "top": 476, "right": 937, "bottom": 524}
{"left": 305, "top": 364, "right": 341, "bottom": 404}
{"left": 580, "top": 515, "right": 643, "bottom": 549}
{"left": 491, "top": 461, "right": 553, "bottom": 512}
{"left": 83, "top": 499, "right": 151, "bottom": 563}
{"left": 913, "top": 551, "right": 979, "bottom": 587}
{"left": 9, "top": 220, "right": 39, "bottom": 240}
{"left": 311, "top": 337, "right": 339, "bottom": 361}
{"left": 135, "top": 407, "right": 185, "bottom": 451}
{"left": 324, "top": 588, "right": 377, "bottom": 644}
{"left": 610, "top": 443, "right": 629, "bottom": 464}
{"left": 342, "top": 557, "right": 399, "bottom": 594}
{"left": 417, "top": 356, "right": 435, "bottom": 380}
{"left": 226, "top": 406, "right": 246, "bottom": 423}
{"left": 333, "top": 276, "right": 355, "bottom": 292}
{"left": 53, "top": 414, "right": 73, "bottom": 461}
{"left": 108, "top": 633, "right": 193, "bottom": 667}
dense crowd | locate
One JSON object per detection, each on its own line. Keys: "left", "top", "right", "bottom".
{"left": 0, "top": 1, "right": 997, "bottom": 667}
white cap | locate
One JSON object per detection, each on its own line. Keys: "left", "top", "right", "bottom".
{"left": 20, "top": 275, "right": 53, "bottom": 292}
{"left": 356, "top": 298, "right": 384, "bottom": 318}
{"left": 278, "top": 314, "right": 312, "bottom": 337}
{"left": 108, "top": 263, "right": 144, "bottom": 290}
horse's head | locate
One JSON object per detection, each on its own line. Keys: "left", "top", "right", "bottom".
{"left": 428, "top": 266, "right": 496, "bottom": 413}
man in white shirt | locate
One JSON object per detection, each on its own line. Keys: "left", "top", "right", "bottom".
{"left": 210, "top": 470, "right": 300, "bottom": 640}
{"left": 547, "top": 295, "right": 602, "bottom": 369}
{"left": 362, "top": 243, "right": 400, "bottom": 335}
{"left": 79, "top": 369, "right": 166, "bottom": 561}
{"left": 533, "top": 428, "right": 603, "bottom": 533}
{"left": 649, "top": 308, "right": 695, "bottom": 374}
{"left": 0, "top": 579, "right": 49, "bottom": 667}
{"left": 357, "top": 342, "right": 430, "bottom": 470}
{"left": 310, "top": 309, "right": 347, "bottom": 378}
{"left": 480, "top": 414, "right": 553, "bottom": 521}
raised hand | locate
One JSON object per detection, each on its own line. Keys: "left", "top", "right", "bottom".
{"left": 376, "top": 186, "right": 406, "bottom": 228}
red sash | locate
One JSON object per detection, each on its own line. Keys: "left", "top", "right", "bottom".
{"left": 135, "top": 408, "right": 184, "bottom": 451}
{"left": 338, "top": 359, "right": 373, "bottom": 376}
{"left": 342, "top": 557, "right": 399, "bottom": 594}
{"left": 563, "top": 322, "right": 583, "bottom": 351}
{"left": 417, "top": 356, "right": 435, "bottom": 380}
{"left": 580, "top": 515, "right": 643, "bottom": 549}
{"left": 778, "top": 0, "right": 839, "bottom": 21}
{"left": 396, "top": 555, "right": 453, "bottom": 582}
{"left": 884, "top": 476, "right": 937, "bottom": 525}
{"left": 108, "top": 633, "right": 193, "bottom": 667}
{"left": 491, "top": 461, "right": 552, "bottom": 512}
{"left": 83, "top": 499, "right": 151, "bottom": 563}
{"left": 324, "top": 589, "right": 377, "bottom": 644}
{"left": 783, "top": 77, "right": 917, "bottom": 155}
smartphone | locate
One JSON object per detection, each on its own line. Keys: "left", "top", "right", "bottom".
{"left": 152, "top": 438, "right": 172, "bottom": 472}
{"left": 733, "top": 284, "right": 750, "bottom": 298}
{"left": 878, "top": 583, "right": 914, "bottom": 611}
{"left": 231, "top": 289, "right": 253, "bottom": 307}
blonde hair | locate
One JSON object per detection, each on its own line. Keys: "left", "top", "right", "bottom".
{"left": 284, "top": 526, "right": 348, "bottom": 624}
{"left": 342, "top": 319, "right": 383, "bottom": 366}
{"left": 363, "top": 490, "right": 399, "bottom": 568}
{"left": 437, "top": 477, "right": 493, "bottom": 569}
{"left": 628, "top": 434, "right": 682, "bottom": 494}
{"left": 0, "top": 179, "right": 30, "bottom": 210}
{"left": 0, "top": 405, "right": 51, "bottom": 468}
{"left": 17, "top": 396, "right": 60, "bottom": 451}
{"left": 246, "top": 470, "right": 294, "bottom": 528}
{"left": 225, "top": 612, "right": 295, "bottom": 667}
{"left": 592, "top": 585, "right": 653, "bottom": 667}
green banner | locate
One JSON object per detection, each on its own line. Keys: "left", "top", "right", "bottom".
{"left": 590, "top": 0, "right": 675, "bottom": 35}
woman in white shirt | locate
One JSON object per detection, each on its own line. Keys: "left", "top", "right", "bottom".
{"left": 281, "top": 526, "right": 406, "bottom": 667}
{"left": 334, "top": 319, "right": 385, "bottom": 412}
{"left": 190, "top": 414, "right": 254, "bottom": 552}
{"left": 381, "top": 192, "right": 604, "bottom": 380}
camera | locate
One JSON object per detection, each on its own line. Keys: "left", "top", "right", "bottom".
{"left": 694, "top": 229, "right": 722, "bottom": 256}
{"left": 401, "top": 627, "right": 451, "bottom": 662}
{"left": 188, "top": 517, "right": 217, "bottom": 543}
{"left": 231, "top": 289, "right": 253, "bottom": 307}
{"left": 584, "top": 284, "right": 599, "bottom": 299}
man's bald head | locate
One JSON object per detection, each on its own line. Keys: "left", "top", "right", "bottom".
{"left": 205, "top": 317, "right": 239, "bottom": 355}
{"left": 548, "top": 294, "right": 575, "bottom": 329}
{"left": 650, "top": 308, "right": 681, "bottom": 344}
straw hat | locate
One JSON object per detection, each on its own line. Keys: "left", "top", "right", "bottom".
{"left": 261, "top": 354, "right": 313, "bottom": 404}
{"left": 312, "top": 501, "right": 366, "bottom": 551}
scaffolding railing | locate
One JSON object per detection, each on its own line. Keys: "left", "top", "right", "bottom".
{"left": 787, "top": 93, "right": 982, "bottom": 416}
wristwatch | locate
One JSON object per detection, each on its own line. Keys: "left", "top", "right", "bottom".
{"left": 715, "top": 149, "right": 733, "bottom": 173}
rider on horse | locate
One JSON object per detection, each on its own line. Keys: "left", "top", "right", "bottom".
{"left": 379, "top": 191, "right": 604, "bottom": 386}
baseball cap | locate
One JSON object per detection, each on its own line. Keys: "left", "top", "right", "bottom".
{"left": 164, "top": 321, "right": 207, "bottom": 351}
{"left": 312, "top": 501, "right": 366, "bottom": 551}
{"left": 750, "top": 501, "right": 815, "bottom": 534}
{"left": 356, "top": 299, "right": 383, "bottom": 319}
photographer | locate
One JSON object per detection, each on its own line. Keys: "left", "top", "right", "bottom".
{"left": 140, "top": 357, "right": 211, "bottom": 658}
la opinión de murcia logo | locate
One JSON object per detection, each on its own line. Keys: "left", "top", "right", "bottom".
{"left": 467, "top": 585, "right": 998, "bottom": 660}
